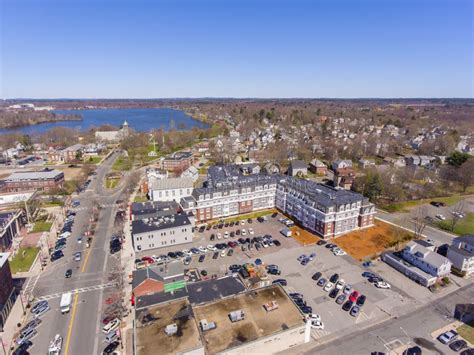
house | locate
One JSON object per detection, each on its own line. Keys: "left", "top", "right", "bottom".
{"left": 447, "top": 234, "right": 474, "bottom": 276}
{"left": 239, "top": 163, "right": 260, "bottom": 175}
{"left": 0, "top": 253, "right": 16, "bottom": 331}
{"left": 309, "top": 159, "right": 327, "bottom": 175}
{"left": 131, "top": 213, "right": 193, "bottom": 252}
{"left": 331, "top": 159, "right": 352, "bottom": 171}
{"left": 288, "top": 160, "right": 307, "bottom": 177}
{"left": 62, "top": 144, "right": 83, "bottom": 163}
{"left": 359, "top": 158, "right": 375, "bottom": 169}
{"left": 181, "top": 166, "right": 199, "bottom": 182}
{"left": 148, "top": 177, "right": 194, "bottom": 202}
{"left": 0, "top": 169, "right": 65, "bottom": 193}
{"left": 333, "top": 167, "right": 355, "bottom": 190}
{"left": 132, "top": 262, "right": 185, "bottom": 299}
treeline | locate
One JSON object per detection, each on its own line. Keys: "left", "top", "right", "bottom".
{"left": 0, "top": 110, "right": 81, "bottom": 129}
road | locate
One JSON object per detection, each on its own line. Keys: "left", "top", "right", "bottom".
{"left": 302, "top": 282, "right": 474, "bottom": 355}
{"left": 27, "top": 151, "right": 126, "bottom": 355}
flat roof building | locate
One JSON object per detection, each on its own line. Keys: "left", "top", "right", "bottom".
{"left": 1, "top": 169, "right": 64, "bottom": 193}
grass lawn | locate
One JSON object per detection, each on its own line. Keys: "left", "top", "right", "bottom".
{"left": 85, "top": 156, "right": 102, "bottom": 164}
{"left": 334, "top": 220, "right": 415, "bottom": 261}
{"left": 210, "top": 209, "right": 276, "bottom": 224}
{"left": 382, "top": 195, "right": 469, "bottom": 213}
{"left": 112, "top": 156, "right": 133, "bottom": 171}
{"left": 437, "top": 213, "right": 474, "bottom": 235}
{"left": 106, "top": 178, "right": 120, "bottom": 189}
{"left": 32, "top": 221, "right": 52, "bottom": 233}
{"left": 9, "top": 247, "right": 40, "bottom": 273}
{"left": 457, "top": 321, "right": 474, "bottom": 344}
{"left": 134, "top": 194, "right": 149, "bottom": 202}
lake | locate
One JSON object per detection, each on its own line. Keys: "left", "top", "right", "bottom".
{"left": 0, "top": 108, "right": 209, "bottom": 134}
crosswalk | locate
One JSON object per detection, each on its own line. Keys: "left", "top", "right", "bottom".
{"left": 36, "top": 282, "right": 118, "bottom": 301}
{"left": 71, "top": 203, "right": 119, "bottom": 212}
{"left": 23, "top": 274, "right": 40, "bottom": 298}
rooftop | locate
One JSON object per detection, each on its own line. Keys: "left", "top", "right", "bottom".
{"left": 0, "top": 252, "right": 10, "bottom": 268}
{"left": 164, "top": 151, "right": 193, "bottom": 161}
{"left": 131, "top": 201, "right": 180, "bottom": 219}
{"left": 4, "top": 169, "right": 64, "bottom": 181}
{"left": 132, "top": 213, "right": 191, "bottom": 235}
{"left": 290, "top": 160, "right": 307, "bottom": 169}
{"left": 456, "top": 234, "right": 474, "bottom": 246}
{"left": 135, "top": 299, "right": 202, "bottom": 355}
{"left": 193, "top": 285, "right": 305, "bottom": 354}
{"left": 187, "top": 276, "right": 246, "bottom": 305}
{"left": 404, "top": 241, "right": 451, "bottom": 267}
{"left": 149, "top": 177, "right": 194, "bottom": 191}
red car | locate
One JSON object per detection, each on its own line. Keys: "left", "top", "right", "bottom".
{"left": 141, "top": 256, "right": 154, "bottom": 264}
{"left": 228, "top": 241, "right": 237, "bottom": 248}
{"left": 349, "top": 291, "right": 359, "bottom": 303}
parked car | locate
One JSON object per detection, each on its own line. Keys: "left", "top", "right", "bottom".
{"left": 317, "top": 240, "right": 327, "bottom": 246}
{"left": 273, "top": 240, "right": 281, "bottom": 246}
{"left": 103, "top": 341, "right": 120, "bottom": 354}
{"left": 102, "top": 318, "right": 120, "bottom": 334}
{"left": 212, "top": 252, "right": 219, "bottom": 259}
{"left": 350, "top": 305, "right": 360, "bottom": 317}
{"left": 329, "top": 273, "right": 339, "bottom": 283}
{"left": 438, "top": 329, "right": 458, "bottom": 344}
{"left": 329, "top": 288, "right": 339, "bottom": 298}
{"left": 65, "top": 269, "right": 73, "bottom": 278}
{"left": 349, "top": 291, "right": 359, "bottom": 303}
{"left": 336, "top": 294, "right": 347, "bottom": 305}
{"left": 402, "top": 346, "right": 422, "bottom": 355}
{"left": 343, "top": 284, "right": 352, "bottom": 295}
{"left": 375, "top": 281, "right": 391, "bottom": 289}
{"left": 323, "top": 282, "right": 334, "bottom": 292}
{"left": 272, "top": 279, "right": 287, "bottom": 286}
{"left": 74, "top": 252, "right": 82, "bottom": 261}
{"left": 342, "top": 300, "right": 353, "bottom": 311}
{"left": 15, "top": 328, "right": 37, "bottom": 345}
{"left": 198, "top": 255, "right": 205, "bottom": 262}
{"left": 450, "top": 340, "right": 468, "bottom": 352}
{"left": 312, "top": 272, "right": 322, "bottom": 281}
{"left": 317, "top": 278, "right": 327, "bottom": 287}
{"left": 356, "top": 295, "right": 366, "bottom": 306}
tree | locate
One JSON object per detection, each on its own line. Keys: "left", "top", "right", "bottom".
{"left": 354, "top": 169, "right": 384, "bottom": 202}
{"left": 457, "top": 159, "right": 474, "bottom": 192}
{"left": 447, "top": 151, "right": 470, "bottom": 167}
{"left": 412, "top": 207, "right": 429, "bottom": 238}
{"left": 449, "top": 201, "right": 465, "bottom": 232}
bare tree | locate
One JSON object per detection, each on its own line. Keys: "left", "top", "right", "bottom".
{"left": 449, "top": 201, "right": 465, "bottom": 232}
{"left": 412, "top": 206, "right": 429, "bottom": 238}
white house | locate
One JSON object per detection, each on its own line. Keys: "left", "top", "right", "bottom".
{"left": 148, "top": 177, "right": 194, "bottom": 202}
{"left": 402, "top": 241, "right": 452, "bottom": 277}
{"left": 447, "top": 234, "right": 474, "bottom": 276}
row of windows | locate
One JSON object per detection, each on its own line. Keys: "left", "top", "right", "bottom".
{"left": 158, "top": 188, "right": 192, "bottom": 197}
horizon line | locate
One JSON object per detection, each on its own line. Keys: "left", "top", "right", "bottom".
{"left": 3, "top": 97, "right": 474, "bottom": 101}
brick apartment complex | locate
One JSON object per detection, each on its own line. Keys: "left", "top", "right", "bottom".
{"left": 160, "top": 151, "right": 193, "bottom": 173}
{"left": 182, "top": 165, "right": 375, "bottom": 238}
{"left": 0, "top": 253, "right": 16, "bottom": 331}
{"left": 1, "top": 169, "right": 65, "bottom": 193}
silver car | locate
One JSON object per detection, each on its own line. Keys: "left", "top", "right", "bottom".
{"left": 16, "top": 328, "right": 37, "bottom": 345}
{"left": 74, "top": 252, "right": 82, "bottom": 261}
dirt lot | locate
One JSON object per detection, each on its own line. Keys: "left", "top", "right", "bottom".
{"left": 290, "top": 225, "right": 319, "bottom": 246}
{"left": 58, "top": 166, "right": 86, "bottom": 181}
{"left": 334, "top": 220, "right": 414, "bottom": 261}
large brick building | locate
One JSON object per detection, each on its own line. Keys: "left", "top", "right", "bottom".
{"left": 1, "top": 169, "right": 65, "bottom": 193}
{"left": 160, "top": 151, "right": 193, "bottom": 173}
{"left": 182, "top": 165, "right": 375, "bottom": 239}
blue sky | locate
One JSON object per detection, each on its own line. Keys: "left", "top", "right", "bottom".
{"left": 1, "top": 0, "right": 472, "bottom": 98}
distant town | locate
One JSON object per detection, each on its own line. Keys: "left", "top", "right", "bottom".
{"left": 0, "top": 98, "right": 473, "bottom": 355}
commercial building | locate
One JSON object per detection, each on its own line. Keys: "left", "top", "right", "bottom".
{"left": 0, "top": 210, "right": 24, "bottom": 252}
{"left": 0, "top": 253, "right": 16, "bottom": 331}
{"left": 148, "top": 177, "right": 193, "bottom": 202}
{"left": 182, "top": 165, "right": 374, "bottom": 238}
{"left": 130, "top": 201, "right": 181, "bottom": 221}
{"left": 131, "top": 213, "right": 193, "bottom": 252}
{"left": 447, "top": 234, "right": 474, "bottom": 276}
{"left": 134, "top": 282, "right": 307, "bottom": 355}
{"left": 382, "top": 241, "right": 453, "bottom": 287}
{"left": 160, "top": 151, "right": 193, "bottom": 173}
{"left": 1, "top": 169, "right": 65, "bottom": 193}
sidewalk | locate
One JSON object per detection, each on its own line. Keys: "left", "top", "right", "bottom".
{"left": 0, "top": 294, "right": 27, "bottom": 354}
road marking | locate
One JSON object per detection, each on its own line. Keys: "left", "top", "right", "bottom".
{"left": 23, "top": 274, "right": 40, "bottom": 298}
{"left": 36, "top": 282, "right": 118, "bottom": 301}
{"left": 63, "top": 293, "right": 79, "bottom": 355}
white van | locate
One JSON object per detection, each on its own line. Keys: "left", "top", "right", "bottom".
{"left": 60, "top": 292, "right": 72, "bottom": 314}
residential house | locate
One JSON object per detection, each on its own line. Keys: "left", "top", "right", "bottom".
{"left": 288, "top": 160, "right": 307, "bottom": 177}
{"left": 359, "top": 158, "right": 375, "bottom": 169}
{"left": 331, "top": 159, "right": 352, "bottom": 171}
{"left": 309, "top": 159, "right": 327, "bottom": 175}
{"left": 447, "top": 234, "right": 474, "bottom": 276}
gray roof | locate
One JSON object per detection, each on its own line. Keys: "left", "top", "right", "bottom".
{"left": 413, "top": 239, "right": 434, "bottom": 248}
{"left": 132, "top": 213, "right": 191, "bottom": 235}
{"left": 4, "top": 169, "right": 64, "bottom": 181}
{"left": 135, "top": 287, "right": 189, "bottom": 310}
{"left": 0, "top": 252, "right": 10, "bottom": 269}
{"left": 164, "top": 151, "right": 193, "bottom": 161}
{"left": 149, "top": 177, "right": 193, "bottom": 191}
{"left": 405, "top": 241, "right": 451, "bottom": 268}
{"left": 290, "top": 160, "right": 307, "bottom": 169}
{"left": 187, "top": 276, "right": 246, "bottom": 305}
{"left": 131, "top": 201, "right": 180, "bottom": 219}
{"left": 456, "top": 234, "right": 474, "bottom": 246}
{"left": 64, "top": 144, "right": 83, "bottom": 152}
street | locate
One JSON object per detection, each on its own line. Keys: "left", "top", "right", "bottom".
{"left": 26, "top": 151, "right": 125, "bottom": 355}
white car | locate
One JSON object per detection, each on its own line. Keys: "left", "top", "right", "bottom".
{"left": 241, "top": 229, "right": 247, "bottom": 236}
{"left": 323, "top": 282, "right": 334, "bottom": 292}
{"left": 198, "top": 246, "right": 207, "bottom": 253}
{"left": 217, "top": 233, "right": 222, "bottom": 239}
{"left": 224, "top": 231, "right": 229, "bottom": 239}
{"left": 310, "top": 320, "right": 325, "bottom": 330}
{"left": 343, "top": 284, "right": 352, "bottom": 295}
{"left": 240, "top": 220, "right": 245, "bottom": 226}
{"left": 221, "top": 250, "right": 226, "bottom": 257}
{"left": 102, "top": 318, "right": 120, "bottom": 334}
{"left": 436, "top": 214, "right": 446, "bottom": 220}
{"left": 375, "top": 281, "right": 391, "bottom": 289}
{"left": 248, "top": 228, "right": 254, "bottom": 235}
{"left": 334, "top": 250, "right": 347, "bottom": 256}
{"left": 207, "top": 245, "right": 217, "bottom": 251}
{"left": 306, "top": 313, "right": 321, "bottom": 322}
{"left": 335, "top": 280, "right": 345, "bottom": 290}
{"left": 182, "top": 250, "right": 192, "bottom": 257}
{"left": 59, "top": 232, "right": 71, "bottom": 239}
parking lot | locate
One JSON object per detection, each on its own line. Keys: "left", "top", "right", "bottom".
{"left": 135, "top": 212, "right": 420, "bottom": 342}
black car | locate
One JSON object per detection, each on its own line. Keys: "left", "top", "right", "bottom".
{"left": 312, "top": 272, "right": 322, "bottom": 281}
{"left": 273, "top": 240, "right": 281, "bottom": 246}
{"left": 317, "top": 240, "right": 327, "bottom": 246}
{"left": 236, "top": 229, "right": 241, "bottom": 235}
{"left": 368, "top": 276, "right": 383, "bottom": 283}
{"left": 239, "top": 268, "right": 250, "bottom": 278}
{"left": 213, "top": 252, "right": 219, "bottom": 259}
{"left": 268, "top": 268, "right": 281, "bottom": 275}
{"left": 65, "top": 269, "right": 72, "bottom": 278}
{"left": 403, "top": 346, "right": 422, "bottom": 355}
{"left": 175, "top": 251, "right": 185, "bottom": 258}
{"left": 272, "top": 279, "right": 287, "bottom": 286}
{"left": 50, "top": 250, "right": 64, "bottom": 261}
{"left": 362, "top": 271, "right": 377, "bottom": 278}
{"left": 227, "top": 249, "right": 234, "bottom": 256}
{"left": 356, "top": 295, "right": 366, "bottom": 306}
{"left": 329, "top": 288, "right": 339, "bottom": 298}
{"left": 13, "top": 340, "right": 33, "bottom": 355}
{"left": 460, "top": 349, "right": 474, "bottom": 355}
{"left": 342, "top": 300, "right": 353, "bottom": 311}
{"left": 201, "top": 269, "right": 208, "bottom": 276}
{"left": 238, "top": 238, "right": 246, "bottom": 244}
{"left": 229, "top": 264, "right": 241, "bottom": 272}
{"left": 317, "top": 278, "right": 327, "bottom": 287}
{"left": 210, "top": 234, "right": 215, "bottom": 241}
{"left": 248, "top": 218, "right": 253, "bottom": 223}
{"left": 450, "top": 340, "right": 468, "bottom": 352}
{"left": 329, "top": 273, "right": 339, "bottom": 283}
{"left": 167, "top": 252, "right": 177, "bottom": 259}
{"left": 198, "top": 255, "right": 205, "bottom": 262}
{"left": 224, "top": 223, "right": 229, "bottom": 227}
{"left": 110, "top": 246, "right": 121, "bottom": 254}
{"left": 325, "top": 243, "right": 336, "bottom": 249}
{"left": 230, "top": 231, "right": 235, "bottom": 238}
{"left": 103, "top": 341, "right": 120, "bottom": 354}
{"left": 300, "top": 306, "right": 313, "bottom": 314}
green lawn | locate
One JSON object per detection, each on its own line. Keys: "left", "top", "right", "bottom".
{"left": 458, "top": 321, "right": 474, "bottom": 344}
{"left": 9, "top": 247, "right": 40, "bottom": 273}
{"left": 85, "top": 156, "right": 102, "bottom": 164}
{"left": 211, "top": 209, "right": 276, "bottom": 224}
{"left": 32, "top": 221, "right": 52, "bottom": 233}
{"left": 134, "top": 194, "right": 149, "bottom": 202}
{"left": 106, "top": 178, "right": 120, "bottom": 189}
{"left": 112, "top": 156, "right": 133, "bottom": 171}
{"left": 437, "top": 213, "right": 474, "bottom": 235}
